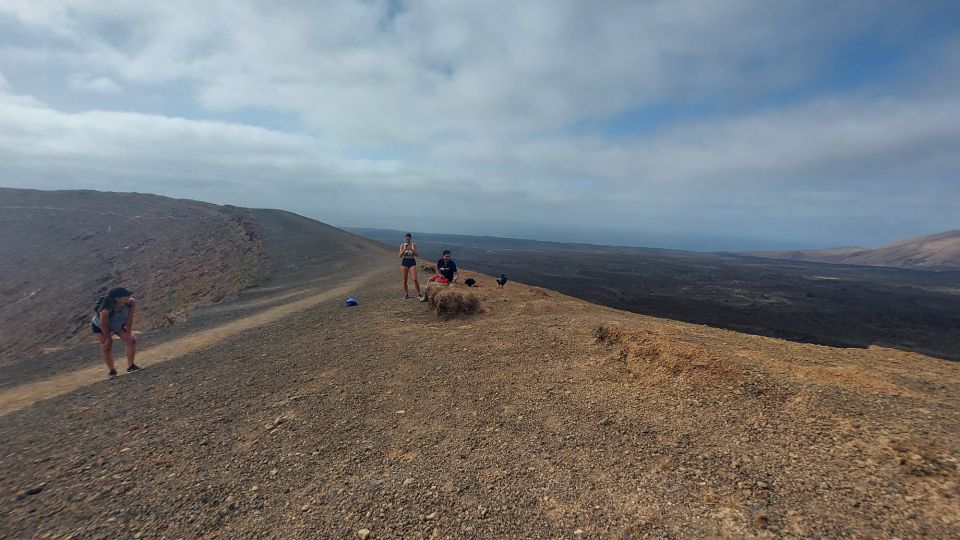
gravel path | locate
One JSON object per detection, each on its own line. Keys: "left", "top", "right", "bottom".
{"left": 0, "top": 272, "right": 378, "bottom": 416}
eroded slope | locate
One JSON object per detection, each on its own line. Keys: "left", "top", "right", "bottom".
{"left": 0, "top": 188, "right": 266, "bottom": 363}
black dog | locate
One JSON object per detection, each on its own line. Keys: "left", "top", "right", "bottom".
{"left": 496, "top": 274, "right": 508, "bottom": 288}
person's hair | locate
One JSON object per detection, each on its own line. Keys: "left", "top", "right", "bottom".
{"left": 404, "top": 233, "right": 412, "bottom": 238}
{"left": 442, "top": 250, "right": 451, "bottom": 255}
{"left": 94, "top": 295, "right": 117, "bottom": 313}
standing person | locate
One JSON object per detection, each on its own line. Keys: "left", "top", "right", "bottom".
{"left": 398, "top": 233, "right": 423, "bottom": 300}
{"left": 436, "top": 250, "right": 459, "bottom": 283}
{"left": 92, "top": 287, "right": 140, "bottom": 379}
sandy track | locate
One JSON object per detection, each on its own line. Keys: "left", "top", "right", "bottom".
{"left": 0, "top": 273, "right": 374, "bottom": 416}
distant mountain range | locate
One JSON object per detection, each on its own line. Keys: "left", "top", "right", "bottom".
{"left": 744, "top": 230, "right": 960, "bottom": 271}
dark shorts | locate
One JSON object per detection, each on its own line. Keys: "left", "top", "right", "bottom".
{"left": 401, "top": 258, "right": 417, "bottom": 268}
{"left": 92, "top": 323, "right": 127, "bottom": 335}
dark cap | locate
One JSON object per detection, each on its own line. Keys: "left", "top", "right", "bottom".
{"left": 108, "top": 287, "right": 134, "bottom": 298}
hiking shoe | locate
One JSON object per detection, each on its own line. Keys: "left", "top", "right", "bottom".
{"left": 404, "top": 294, "right": 411, "bottom": 299}
{"left": 127, "top": 364, "right": 141, "bottom": 373}
{"left": 108, "top": 370, "right": 118, "bottom": 380}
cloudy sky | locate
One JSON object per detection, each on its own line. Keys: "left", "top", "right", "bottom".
{"left": 1, "top": 1, "right": 958, "bottom": 250}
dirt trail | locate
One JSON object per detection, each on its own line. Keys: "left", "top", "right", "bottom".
{"left": 0, "top": 273, "right": 374, "bottom": 416}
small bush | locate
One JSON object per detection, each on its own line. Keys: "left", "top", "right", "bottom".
{"left": 594, "top": 322, "right": 739, "bottom": 388}
{"left": 425, "top": 283, "right": 483, "bottom": 319}
{"left": 594, "top": 323, "right": 623, "bottom": 344}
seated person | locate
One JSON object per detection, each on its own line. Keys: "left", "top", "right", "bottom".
{"left": 428, "top": 250, "right": 459, "bottom": 284}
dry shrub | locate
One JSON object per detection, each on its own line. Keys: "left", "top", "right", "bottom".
{"left": 594, "top": 323, "right": 740, "bottom": 388}
{"left": 425, "top": 283, "right": 483, "bottom": 319}
{"left": 594, "top": 323, "right": 625, "bottom": 344}
{"left": 421, "top": 265, "right": 436, "bottom": 273}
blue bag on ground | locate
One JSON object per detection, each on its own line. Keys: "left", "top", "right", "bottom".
{"left": 345, "top": 297, "right": 359, "bottom": 307}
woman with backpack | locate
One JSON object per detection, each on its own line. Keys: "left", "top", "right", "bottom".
{"left": 92, "top": 287, "right": 140, "bottom": 379}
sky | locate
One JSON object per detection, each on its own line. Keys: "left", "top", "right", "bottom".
{"left": 0, "top": 1, "right": 958, "bottom": 251}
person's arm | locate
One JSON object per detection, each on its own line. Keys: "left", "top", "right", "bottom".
{"left": 99, "top": 309, "right": 110, "bottom": 334}
{"left": 412, "top": 243, "right": 419, "bottom": 257}
{"left": 399, "top": 244, "right": 407, "bottom": 257}
{"left": 126, "top": 298, "right": 137, "bottom": 332}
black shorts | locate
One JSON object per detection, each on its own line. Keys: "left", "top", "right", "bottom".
{"left": 401, "top": 258, "right": 417, "bottom": 268}
{"left": 92, "top": 323, "right": 127, "bottom": 335}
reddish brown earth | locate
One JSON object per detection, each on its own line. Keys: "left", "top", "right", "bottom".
{"left": 1, "top": 192, "right": 958, "bottom": 538}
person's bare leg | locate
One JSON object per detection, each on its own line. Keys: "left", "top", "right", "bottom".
{"left": 98, "top": 333, "right": 116, "bottom": 372}
{"left": 401, "top": 266, "right": 410, "bottom": 297}
{"left": 411, "top": 267, "right": 421, "bottom": 296}
{"left": 116, "top": 329, "right": 137, "bottom": 368}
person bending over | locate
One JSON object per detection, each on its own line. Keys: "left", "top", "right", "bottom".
{"left": 92, "top": 287, "right": 140, "bottom": 379}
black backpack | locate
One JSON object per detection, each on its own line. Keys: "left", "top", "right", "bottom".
{"left": 93, "top": 296, "right": 113, "bottom": 315}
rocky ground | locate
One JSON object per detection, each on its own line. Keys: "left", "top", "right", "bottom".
{"left": 0, "top": 188, "right": 268, "bottom": 364}
{"left": 2, "top": 252, "right": 958, "bottom": 538}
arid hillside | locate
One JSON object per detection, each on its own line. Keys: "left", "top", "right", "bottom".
{"left": 0, "top": 188, "right": 266, "bottom": 363}
{"left": 746, "top": 230, "right": 960, "bottom": 270}
{"left": 0, "top": 188, "right": 384, "bottom": 364}
{"left": 1, "top": 209, "right": 957, "bottom": 538}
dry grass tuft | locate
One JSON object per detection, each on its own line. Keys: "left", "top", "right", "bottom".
{"left": 425, "top": 283, "right": 483, "bottom": 319}
{"left": 595, "top": 323, "right": 740, "bottom": 388}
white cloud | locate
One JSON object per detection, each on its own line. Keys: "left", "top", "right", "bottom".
{"left": 449, "top": 95, "right": 960, "bottom": 190}
{"left": 1, "top": 1, "right": 918, "bottom": 143}
{"left": 68, "top": 75, "right": 121, "bottom": 93}
{"left": 0, "top": 92, "right": 549, "bottom": 227}
{"left": 2, "top": 86, "right": 956, "bottom": 246}
{"left": 0, "top": 1, "right": 957, "bottom": 248}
